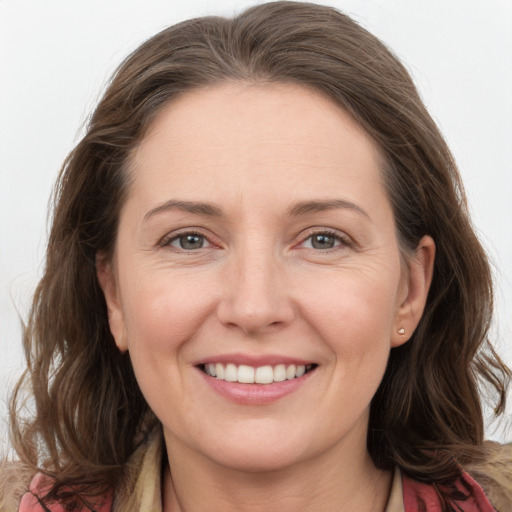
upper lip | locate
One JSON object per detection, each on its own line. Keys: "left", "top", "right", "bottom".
{"left": 193, "top": 353, "right": 315, "bottom": 367}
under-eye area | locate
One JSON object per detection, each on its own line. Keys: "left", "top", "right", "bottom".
{"left": 200, "top": 363, "right": 318, "bottom": 384}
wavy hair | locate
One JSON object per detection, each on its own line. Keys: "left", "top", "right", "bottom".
{"left": 10, "top": 0, "right": 510, "bottom": 504}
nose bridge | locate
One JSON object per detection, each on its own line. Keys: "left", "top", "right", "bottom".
{"left": 218, "top": 237, "right": 293, "bottom": 334}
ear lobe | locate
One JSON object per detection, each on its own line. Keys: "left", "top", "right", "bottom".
{"left": 96, "top": 253, "right": 128, "bottom": 352}
{"left": 391, "top": 235, "right": 436, "bottom": 347}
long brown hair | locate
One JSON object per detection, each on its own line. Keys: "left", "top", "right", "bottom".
{"left": 10, "top": 0, "right": 510, "bottom": 503}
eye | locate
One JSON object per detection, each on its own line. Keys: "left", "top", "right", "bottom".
{"left": 300, "top": 230, "right": 348, "bottom": 250}
{"left": 167, "top": 232, "right": 211, "bottom": 250}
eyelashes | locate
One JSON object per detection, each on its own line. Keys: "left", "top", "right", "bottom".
{"left": 166, "top": 232, "right": 211, "bottom": 250}
{"left": 160, "top": 227, "right": 353, "bottom": 254}
{"left": 160, "top": 230, "right": 213, "bottom": 251}
{"left": 297, "top": 229, "right": 351, "bottom": 251}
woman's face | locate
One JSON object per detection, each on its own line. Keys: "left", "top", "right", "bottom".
{"left": 99, "top": 82, "right": 433, "bottom": 473}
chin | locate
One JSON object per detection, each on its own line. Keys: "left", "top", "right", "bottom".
{"left": 196, "top": 428, "right": 319, "bottom": 474}
{"left": 210, "top": 447, "right": 304, "bottom": 474}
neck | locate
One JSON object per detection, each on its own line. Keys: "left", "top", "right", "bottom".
{"left": 162, "top": 429, "right": 392, "bottom": 512}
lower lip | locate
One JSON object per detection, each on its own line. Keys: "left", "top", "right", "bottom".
{"left": 198, "top": 368, "right": 315, "bottom": 405}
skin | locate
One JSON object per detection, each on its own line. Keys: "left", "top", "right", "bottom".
{"left": 97, "top": 82, "right": 435, "bottom": 511}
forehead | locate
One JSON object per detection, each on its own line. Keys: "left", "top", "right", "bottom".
{"left": 128, "top": 82, "right": 385, "bottom": 210}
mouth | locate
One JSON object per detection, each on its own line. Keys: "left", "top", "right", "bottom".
{"left": 199, "top": 363, "right": 318, "bottom": 384}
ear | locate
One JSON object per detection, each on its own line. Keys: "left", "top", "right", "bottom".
{"left": 96, "top": 252, "right": 128, "bottom": 352}
{"left": 391, "top": 235, "right": 435, "bottom": 347}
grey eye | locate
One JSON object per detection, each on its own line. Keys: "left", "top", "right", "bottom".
{"left": 309, "top": 233, "right": 337, "bottom": 249}
{"left": 172, "top": 234, "right": 206, "bottom": 250}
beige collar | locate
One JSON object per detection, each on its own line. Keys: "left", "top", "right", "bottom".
{"left": 112, "top": 428, "right": 163, "bottom": 512}
{"left": 385, "top": 466, "right": 405, "bottom": 512}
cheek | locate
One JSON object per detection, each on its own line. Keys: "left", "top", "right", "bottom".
{"left": 119, "top": 266, "right": 217, "bottom": 355}
{"left": 116, "top": 269, "right": 218, "bottom": 421}
{"left": 287, "top": 271, "right": 400, "bottom": 444}
{"left": 297, "top": 267, "right": 401, "bottom": 352}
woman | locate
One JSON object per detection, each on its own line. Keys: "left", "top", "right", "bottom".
{"left": 1, "top": 1, "right": 511, "bottom": 510}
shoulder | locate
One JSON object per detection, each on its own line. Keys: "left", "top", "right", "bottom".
{"left": 0, "top": 459, "right": 34, "bottom": 512}
{"left": 0, "top": 429, "right": 160, "bottom": 512}
{"left": 464, "top": 442, "right": 512, "bottom": 511}
{"left": 402, "top": 470, "right": 497, "bottom": 511}
{"left": 0, "top": 469, "right": 112, "bottom": 512}
{"left": 17, "top": 474, "right": 73, "bottom": 512}
{"left": 401, "top": 443, "right": 512, "bottom": 511}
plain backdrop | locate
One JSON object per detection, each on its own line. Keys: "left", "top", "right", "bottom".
{"left": 1, "top": 0, "right": 511, "bottom": 453}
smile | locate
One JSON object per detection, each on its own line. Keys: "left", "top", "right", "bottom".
{"left": 202, "top": 363, "right": 316, "bottom": 384}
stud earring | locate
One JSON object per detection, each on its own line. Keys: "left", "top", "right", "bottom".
{"left": 397, "top": 327, "right": 405, "bottom": 336}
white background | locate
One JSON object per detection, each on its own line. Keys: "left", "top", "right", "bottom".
{"left": 1, "top": 0, "right": 511, "bottom": 453}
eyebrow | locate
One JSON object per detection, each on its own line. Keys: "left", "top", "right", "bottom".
{"left": 287, "top": 199, "right": 370, "bottom": 219}
{"left": 143, "top": 198, "right": 369, "bottom": 222}
{"left": 143, "top": 200, "right": 223, "bottom": 222}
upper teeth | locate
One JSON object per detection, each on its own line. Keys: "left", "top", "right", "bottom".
{"left": 204, "top": 363, "right": 312, "bottom": 384}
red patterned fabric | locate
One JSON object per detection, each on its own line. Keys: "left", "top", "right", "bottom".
{"left": 19, "top": 473, "right": 112, "bottom": 512}
{"left": 402, "top": 470, "right": 496, "bottom": 511}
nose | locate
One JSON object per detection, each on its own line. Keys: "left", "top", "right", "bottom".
{"left": 217, "top": 246, "right": 295, "bottom": 335}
